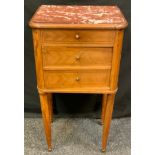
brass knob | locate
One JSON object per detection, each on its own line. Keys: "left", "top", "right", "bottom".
{"left": 75, "top": 34, "right": 80, "bottom": 39}
{"left": 75, "top": 55, "right": 80, "bottom": 60}
{"left": 75, "top": 77, "right": 80, "bottom": 81}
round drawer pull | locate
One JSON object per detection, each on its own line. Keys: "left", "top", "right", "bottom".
{"left": 75, "top": 77, "right": 80, "bottom": 81}
{"left": 75, "top": 55, "right": 80, "bottom": 60}
{"left": 75, "top": 34, "right": 80, "bottom": 39}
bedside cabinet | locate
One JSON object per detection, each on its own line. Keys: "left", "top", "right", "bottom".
{"left": 29, "top": 5, "right": 128, "bottom": 152}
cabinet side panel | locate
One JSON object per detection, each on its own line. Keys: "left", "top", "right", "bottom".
{"left": 32, "top": 29, "right": 44, "bottom": 89}
{"left": 110, "top": 30, "right": 124, "bottom": 90}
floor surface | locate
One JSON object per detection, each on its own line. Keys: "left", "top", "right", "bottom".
{"left": 24, "top": 117, "right": 130, "bottom": 155}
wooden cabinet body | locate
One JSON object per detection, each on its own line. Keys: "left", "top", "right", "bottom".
{"left": 29, "top": 5, "right": 128, "bottom": 152}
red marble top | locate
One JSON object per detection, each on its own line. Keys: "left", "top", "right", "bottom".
{"left": 29, "top": 5, "right": 127, "bottom": 29}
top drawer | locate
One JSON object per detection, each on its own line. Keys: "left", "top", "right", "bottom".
{"left": 41, "top": 29, "right": 116, "bottom": 44}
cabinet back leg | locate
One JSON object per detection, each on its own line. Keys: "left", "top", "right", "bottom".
{"left": 47, "top": 93, "right": 53, "bottom": 123}
{"left": 101, "top": 94, "right": 108, "bottom": 125}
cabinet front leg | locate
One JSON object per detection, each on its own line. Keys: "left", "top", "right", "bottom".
{"left": 102, "top": 94, "right": 115, "bottom": 152}
{"left": 39, "top": 93, "right": 52, "bottom": 151}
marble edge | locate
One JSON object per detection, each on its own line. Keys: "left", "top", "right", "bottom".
{"left": 29, "top": 21, "right": 128, "bottom": 29}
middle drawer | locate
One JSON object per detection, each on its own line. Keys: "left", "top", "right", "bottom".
{"left": 42, "top": 46, "right": 113, "bottom": 69}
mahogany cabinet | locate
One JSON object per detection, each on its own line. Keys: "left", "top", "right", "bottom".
{"left": 29, "top": 5, "right": 128, "bottom": 152}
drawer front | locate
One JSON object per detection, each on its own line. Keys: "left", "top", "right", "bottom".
{"left": 43, "top": 70, "right": 110, "bottom": 89}
{"left": 41, "top": 29, "right": 115, "bottom": 44}
{"left": 42, "top": 46, "right": 113, "bottom": 68}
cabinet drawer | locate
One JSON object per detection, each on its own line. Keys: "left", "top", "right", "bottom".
{"left": 41, "top": 29, "right": 115, "bottom": 44}
{"left": 42, "top": 46, "right": 113, "bottom": 69}
{"left": 43, "top": 70, "right": 110, "bottom": 89}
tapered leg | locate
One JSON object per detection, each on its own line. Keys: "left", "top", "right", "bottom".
{"left": 39, "top": 93, "right": 52, "bottom": 151}
{"left": 101, "top": 94, "right": 108, "bottom": 125}
{"left": 102, "top": 94, "right": 115, "bottom": 152}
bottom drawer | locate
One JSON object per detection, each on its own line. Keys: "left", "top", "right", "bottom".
{"left": 43, "top": 70, "right": 111, "bottom": 89}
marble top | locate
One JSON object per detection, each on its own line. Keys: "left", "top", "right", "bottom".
{"left": 29, "top": 5, "right": 127, "bottom": 29}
